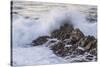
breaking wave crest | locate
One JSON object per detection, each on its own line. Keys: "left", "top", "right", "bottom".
{"left": 13, "top": 8, "right": 97, "bottom": 47}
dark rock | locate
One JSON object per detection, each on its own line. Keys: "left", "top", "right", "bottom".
{"left": 84, "top": 36, "right": 95, "bottom": 46}
{"left": 77, "top": 38, "right": 85, "bottom": 46}
{"left": 32, "top": 36, "right": 50, "bottom": 46}
{"left": 85, "top": 40, "right": 97, "bottom": 51}
{"left": 81, "top": 36, "right": 96, "bottom": 51}
{"left": 69, "top": 28, "right": 85, "bottom": 44}
{"left": 63, "top": 39, "right": 70, "bottom": 42}
{"left": 72, "top": 59, "right": 88, "bottom": 62}
{"left": 64, "top": 46, "right": 75, "bottom": 56}
{"left": 30, "top": 18, "right": 97, "bottom": 61}
{"left": 89, "top": 39, "right": 97, "bottom": 50}
{"left": 46, "top": 39, "right": 59, "bottom": 47}
{"left": 86, "top": 55, "right": 94, "bottom": 61}
{"left": 49, "top": 40, "right": 57, "bottom": 43}
{"left": 51, "top": 23, "right": 74, "bottom": 40}
{"left": 78, "top": 35, "right": 97, "bottom": 52}
{"left": 50, "top": 41, "right": 78, "bottom": 57}
{"left": 50, "top": 42, "right": 66, "bottom": 57}
{"left": 86, "top": 55, "right": 94, "bottom": 58}
{"left": 90, "top": 48, "right": 97, "bottom": 56}
{"left": 73, "top": 48, "right": 85, "bottom": 55}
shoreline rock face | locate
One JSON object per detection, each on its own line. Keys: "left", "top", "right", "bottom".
{"left": 31, "top": 23, "right": 97, "bottom": 62}
{"left": 32, "top": 36, "right": 50, "bottom": 46}
{"left": 51, "top": 23, "right": 74, "bottom": 40}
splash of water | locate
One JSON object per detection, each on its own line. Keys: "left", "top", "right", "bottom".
{"left": 13, "top": 8, "right": 97, "bottom": 47}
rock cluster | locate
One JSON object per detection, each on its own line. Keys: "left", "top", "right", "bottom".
{"left": 51, "top": 23, "right": 74, "bottom": 40}
{"left": 31, "top": 23, "right": 97, "bottom": 62}
{"left": 32, "top": 36, "right": 50, "bottom": 46}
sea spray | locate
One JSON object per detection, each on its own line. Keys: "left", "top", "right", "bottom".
{"left": 13, "top": 8, "right": 97, "bottom": 47}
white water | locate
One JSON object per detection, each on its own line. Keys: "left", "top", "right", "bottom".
{"left": 13, "top": 46, "right": 68, "bottom": 66}
{"left": 13, "top": 8, "right": 97, "bottom": 47}
{"left": 12, "top": 5, "right": 97, "bottom": 66}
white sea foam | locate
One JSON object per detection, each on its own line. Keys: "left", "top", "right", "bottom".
{"left": 13, "top": 46, "right": 67, "bottom": 66}
{"left": 12, "top": 6, "right": 97, "bottom": 66}
{"left": 13, "top": 8, "right": 97, "bottom": 47}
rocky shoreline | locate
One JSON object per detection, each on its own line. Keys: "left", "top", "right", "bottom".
{"left": 31, "top": 22, "right": 97, "bottom": 62}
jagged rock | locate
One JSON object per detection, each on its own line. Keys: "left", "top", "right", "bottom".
{"left": 77, "top": 38, "right": 86, "bottom": 46}
{"left": 51, "top": 23, "right": 74, "bottom": 40}
{"left": 46, "top": 39, "right": 59, "bottom": 47}
{"left": 50, "top": 42, "right": 70, "bottom": 57}
{"left": 49, "top": 40, "right": 57, "bottom": 43}
{"left": 79, "top": 36, "right": 96, "bottom": 51}
{"left": 72, "top": 59, "right": 88, "bottom": 62}
{"left": 50, "top": 25, "right": 97, "bottom": 58}
{"left": 51, "top": 42, "right": 75, "bottom": 57}
{"left": 32, "top": 36, "right": 50, "bottom": 46}
{"left": 64, "top": 45, "right": 76, "bottom": 56}
{"left": 30, "top": 20, "right": 97, "bottom": 61}
{"left": 86, "top": 55, "right": 94, "bottom": 61}
{"left": 50, "top": 42, "right": 77, "bottom": 57}
{"left": 63, "top": 39, "right": 71, "bottom": 43}
{"left": 85, "top": 40, "right": 96, "bottom": 51}
{"left": 73, "top": 48, "right": 85, "bottom": 55}
{"left": 90, "top": 48, "right": 97, "bottom": 56}
{"left": 69, "top": 28, "right": 85, "bottom": 44}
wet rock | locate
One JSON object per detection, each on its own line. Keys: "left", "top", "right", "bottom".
{"left": 90, "top": 48, "right": 97, "bottom": 56}
{"left": 90, "top": 39, "right": 97, "bottom": 50}
{"left": 84, "top": 36, "right": 95, "bottom": 45}
{"left": 51, "top": 23, "right": 74, "bottom": 40}
{"left": 50, "top": 26, "right": 97, "bottom": 58}
{"left": 85, "top": 40, "right": 96, "bottom": 51}
{"left": 77, "top": 38, "right": 85, "bottom": 46}
{"left": 30, "top": 19, "right": 97, "bottom": 61}
{"left": 86, "top": 55, "right": 94, "bottom": 61}
{"left": 50, "top": 41, "right": 77, "bottom": 57}
{"left": 69, "top": 28, "right": 85, "bottom": 44}
{"left": 77, "top": 35, "right": 97, "bottom": 52}
{"left": 71, "top": 28, "right": 85, "bottom": 38}
{"left": 50, "top": 42, "right": 64, "bottom": 51}
{"left": 63, "top": 39, "right": 71, "bottom": 43}
{"left": 50, "top": 42, "right": 67, "bottom": 57}
{"left": 73, "top": 48, "right": 85, "bottom": 55}
{"left": 49, "top": 40, "right": 57, "bottom": 43}
{"left": 80, "top": 36, "right": 96, "bottom": 51}
{"left": 46, "top": 39, "right": 59, "bottom": 47}
{"left": 72, "top": 59, "right": 88, "bottom": 62}
{"left": 32, "top": 36, "right": 50, "bottom": 46}
{"left": 64, "top": 45, "right": 75, "bottom": 56}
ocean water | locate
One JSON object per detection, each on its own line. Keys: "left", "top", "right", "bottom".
{"left": 12, "top": 1, "right": 97, "bottom": 66}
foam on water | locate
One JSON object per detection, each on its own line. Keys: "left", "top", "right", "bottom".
{"left": 12, "top": 7, "right": 97, "bottom": 66}
{"left": 13, "top": 46, "right": 67, "bottom": 66}
{"left": 13, "top": 8, "right": 97, "bottom": 47}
